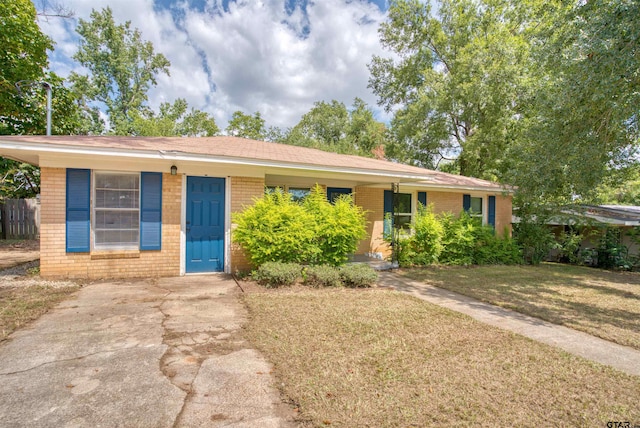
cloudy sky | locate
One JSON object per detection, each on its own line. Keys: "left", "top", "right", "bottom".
{"left": 37, "top": 0, "right": 392, "bottom": 130}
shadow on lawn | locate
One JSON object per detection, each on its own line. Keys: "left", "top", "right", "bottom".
{"left": 387, "top": 269, "right": 640, "bottom": 349}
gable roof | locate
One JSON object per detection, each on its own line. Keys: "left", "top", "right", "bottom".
{"left": 0, "top": 135, "right": 508, "bottom": 192}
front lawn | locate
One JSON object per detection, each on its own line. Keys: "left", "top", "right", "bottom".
{"left": 243, "top": 287, "right": 640, "bottom": 427}
{"left": 401, "top": 263, "right": 640, "bottom": 350}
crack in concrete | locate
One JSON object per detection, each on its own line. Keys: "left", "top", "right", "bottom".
{"left": 153, "top": 282, "right": 204, "bottom": 428}
{"left": 0, "top": 347, "right": 133, "bottom": 376}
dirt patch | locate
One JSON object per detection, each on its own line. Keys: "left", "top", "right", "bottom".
{"left": 0, "top": 260, "right": 80, "bottom": 341}
{"left": 0, "top": 240, "right": 39, "bottom": 251}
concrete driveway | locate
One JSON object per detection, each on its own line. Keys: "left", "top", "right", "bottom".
{"left": 0, "top": 275, "right": 296, "bottom": 427}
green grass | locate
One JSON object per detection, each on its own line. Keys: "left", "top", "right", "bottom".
{"left": 400, "top": 263, "right": 640, "bottom": 350}
{"left": 243, "top": 287, "right": 640, "bottom": 427}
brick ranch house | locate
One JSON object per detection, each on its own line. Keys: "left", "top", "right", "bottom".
{"left": 0, "top": 136, "right": 512, "bottom": 279}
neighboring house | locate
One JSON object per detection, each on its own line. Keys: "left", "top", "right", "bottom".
{"left": 546, "top": 205, "right": 640, "bottom": 259}
{"left": 0, "top": 136, "right": 512, "bottom": 279}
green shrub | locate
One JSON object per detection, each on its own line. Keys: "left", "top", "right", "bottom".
{"left": 513, "top": 220, "right": 558, "bottom": 264}
{"left": 233, "top": 185, "right": 367, "bottom": 267}
{"left": 596, "top": 227, "right": 633, "bottom": 270}
{"left": 303, "top": 265, "right": 343, "bottom": 287}
{"left": 252, "top": 262, "right": 302, "bottom": 287}
{"left": 303, "top": 187, "right": 368, "bottom": 266}
{"left": 233, "top": 190, "right": 317, "bottom": 266}
{"left": 339, "top": 264, "right": 378, "bottom": 288}
{"left": 556, "top": 229, "right": 584, "bottom": 264}
{"left": 473, "top": 226, "right": 522, "bottom": 265}
{"left": 409, "top": 204, "right": 443, "bottom": 265}
{"left": 439, "top": 212, "right": 477, "bottom": 265}
{"left": 390, "top": 208, "right": 521, "bottom": 266}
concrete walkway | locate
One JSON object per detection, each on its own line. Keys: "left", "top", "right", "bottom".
{"left": 0, "top": 275, "right": 296, "bottom": 427}
{"left": 379, "top": 271, "right": 640, "bottom": 377}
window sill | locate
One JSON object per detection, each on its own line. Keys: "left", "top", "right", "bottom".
{"left": 91, "top": 250, "right": 141, "bottom": 260}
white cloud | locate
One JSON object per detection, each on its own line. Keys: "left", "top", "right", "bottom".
{"left": 36, "top": 0, "right": 391, "bottom": 130}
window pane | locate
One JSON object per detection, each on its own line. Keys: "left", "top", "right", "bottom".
{"left": 94, "top": 172, "right": 140, "bottom": 249}
{"left": 288, "top": 187, "right": 310, "bottom": 202}
{"left": 395, "top": 193, "right": 412, "bottom": 214}
{"left": 395, "top": 214, "right": 412, "bottom": 230}
{"left": 471, "top": 197, "right": 482, "bottom": 214}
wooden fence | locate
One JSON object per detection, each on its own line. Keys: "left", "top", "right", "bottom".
{"left": 0, "top": 198, "right": 40, "bottom": 240}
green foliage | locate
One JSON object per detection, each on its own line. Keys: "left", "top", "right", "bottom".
{"left": 513, "top": 220, "right": 558, "bottom": 265}
{"left": 407, "top": 204, "right": 443, "bottom": 265}
{"left": 233, "top": 190, "right": 316, "bottom": 266}
{"left": 253, "top": 262, "right": 377, "bottom": 288}
{"left": 439, "top": 213, "right": 480, "bottom": 266}
{"left": 303, "top": 265, "right": 343, "bottom": 288}
{"left": 131, "top": 98, "right": 219, "bottom": 137}
{"left": 69, "top": 7, "right": 171, "bottom": 135}
{"left": 596, "top": 170, "right": 640, "bottom": 206}
{"left": 596, "top": 228, "right": 633, "bottom": 271}
{"left": 225, "top": 111, "right": 267, "bottom": 140}
{"left": 556, "top": 229, "right": 584, "bottom": 265}
{"left": 338, "top": 264, "right": 378, "bottom": 288}
{"left": 303, "top": 187, "right": 368, "bottom": 266}
{"left": 0, "top": 159, "right": 40, "bottom": 200}
{"left": 0, "top": 1, "right": 94, "bottom": 136}
{"left": 233, "top": 186, "right": 367, "bottom": 267}
{"left": 0, "top": 0, "right": 52, "bottom": 123}
{"left": 282, "top": 98, "right": 388, "bottom": 157}
{"left": 391, "top": 208, "right": 521, "bottom": 266}
{"left": 505, "top": 0, "right": 639, "bottom": 206}
{"left": 369, "top": 0, "right": 532, "bottom": 177}
{"left": 252, "top": 262, "right": 302, "bottom": 288}
{"left": 472, "top": 226, "right": 522, "bottom": 265}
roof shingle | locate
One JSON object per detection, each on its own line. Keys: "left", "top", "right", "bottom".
{"left": 0, "top": 135, "right": 507, "bottom": 191}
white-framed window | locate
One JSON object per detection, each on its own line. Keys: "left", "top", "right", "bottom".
{"left": 265, "top": 185, "right": 310, "bottom": 203}
{"left": 469, "top": 196, "right": 483, "bottom": 220}
{"left": 93, "top": 172, "right": 140, "bottom": 249}
{"left": 288, "top": 187, "right": 310, "bottom": 202}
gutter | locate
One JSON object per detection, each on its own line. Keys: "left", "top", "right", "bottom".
{"left": 0, "top": 140, "right": 433, "bottom": 182}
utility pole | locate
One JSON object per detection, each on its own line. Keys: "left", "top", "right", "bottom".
{"left": 15, "top": 80, "right": 52, "bottom": 136}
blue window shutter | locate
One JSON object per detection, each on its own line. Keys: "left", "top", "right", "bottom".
{"left": 417, "top": 192, "right": 427, "bottom": 207}
{"left": 463, "top": 194, "right": 471, "bottom": 212}
{"left": 383, "top": 190, "right": 393, "bottom": 236}
{"left": 384, "top": 190, "right": 393, "bottom": 214}
{"left": 140, "top": 172, "right": 162, "bottom": 250}
{"left": 488, "top": 196, "right": 496, "bottom": 229}
{"left": 66, "top": 169, "right": 91, "bottom": 253}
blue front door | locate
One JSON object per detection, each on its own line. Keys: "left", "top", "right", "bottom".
{"left": 186, "top": 177, "right": 225, "bottom": 273}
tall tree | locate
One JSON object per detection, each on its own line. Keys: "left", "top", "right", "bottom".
{"left": 284, "top": 99, "right": 387, "bottom": 156}
{"left": 131, "top": 98, "right": 219, "bottom": 137}
{"left": 506, "top": 0, "right": 640, "bottom": 206}
{"left": 0, "top": 0, "right": 95, "bottom": 198}
{"left": 69, "top": 7, "right": 170, "bottom": 135}
{"left": 369, "top": 0, "right": 534, "bottom": 178}
{"left": 225, "top": 111, "right": 267, "bottom": 140}
{"left": 346, "top": 97, "right": 387, "bottom": 156}
{"left": 0, "top": 0, "right": 52, "bottom": 135}
{"left": 285, "top": 100, "right": 349, "bottom": 151}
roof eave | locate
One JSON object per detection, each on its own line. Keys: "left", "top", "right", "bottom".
{"left": 0, "top": 140, "right": 432, "bottom": 182}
